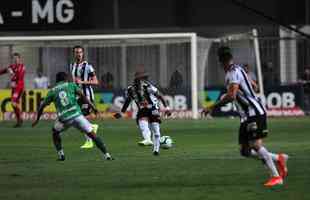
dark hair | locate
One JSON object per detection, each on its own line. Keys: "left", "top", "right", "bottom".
{"left": 56, "top": 72, "right": 68, "bottom": 83}
{"left": 217, "top": 46, "right": 232, "bottom": 63}
{"left": 72, "top": 45, "right": 84, "bottom": 52}
{"left": 12, "top": 52, "right": 21, "bottom": 58}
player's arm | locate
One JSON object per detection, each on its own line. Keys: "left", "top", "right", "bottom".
{"left": 121, "top": 97, "right": 131, "bottom": 113}
{"left": 0, "top": 67, "right": 8, "bottom": 75}
{"left": 76, "top": 73, "right": 99, "bottom": 85}
{"left": 156, "top": 91, "right": 168, "bottom": 108}
{"left": 114, "top": 87, "right": 133, "bottom": 119}
{"left": 155, "top": 91, "right": 171, "bottom": 116}
{"left": 76, "top": 89, "right": 98, "bottom": 113}
{"left": 202, "top": 83, "right": 239, "bottom": 115}
{"left": 75, "top": 89, "right": 98, "bottom": 114}
{"left": 250, "top": 79, "right": 259, "bottom": 93}
{"left": 32, "top": 94, "right": 53, "bottom": 127}
{"left": 75, "top": 65, "right": 99, "bottom": 85}
{"left": 113, "top": 97, "right": 131, "bottom": 119}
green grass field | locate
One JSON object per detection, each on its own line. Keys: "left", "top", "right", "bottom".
{"left": 0, "top": 117, "right": 310, "bottom": 200}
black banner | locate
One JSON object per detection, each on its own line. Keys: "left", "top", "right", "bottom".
{"left": 0, "top": 0, "right": 113, "bottom": 31}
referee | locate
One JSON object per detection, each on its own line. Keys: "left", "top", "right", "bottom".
{"left": 70, "top": 45, "right": 99, "bottom": 149}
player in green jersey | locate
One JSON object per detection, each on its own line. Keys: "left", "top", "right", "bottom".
{"left": 32, "top": 72, "right": 113, "bottom": 161}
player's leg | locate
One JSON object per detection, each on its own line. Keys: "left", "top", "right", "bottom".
{"left": 254, "top": 115, "right": 288, "bottom": 179}
{"left": 247, "top": 145, "right": 288, "bottom": 171}
{"left": 80, "top": 104, "right": 98, "bottom": 149}
{"left": 80, "top": 125, "right": 96, "bottom": 149}
{"left": 149, "top": 112, "right": 162, "bottom": 155}
{"left": 239, "top": 122, "right": 263, "bottom": 159}
{"left": 136, "top": 108, "right": 153, "bottom": 145}
{"left": 150, "top": 122, "right": 161, "bottom": 155}
{"left": 250, "top": 139, "right": 284, "bottom": 187}
{"left": 73, "top": 115, "right": 113, "bottom": 160}
{"left": 240, "top": 140, "right": 288, "bottom": 185}
{"left": 137, "top": 118, "right": 153, "bottom": 146}
{"left": 11, "top": 88, "right": 23, "bottom": 127}
{"left": 52, "top": 120, "right": 69, "bottom": 161}
{"left": 239, "top": 116, "right": 286, "bottom": 187}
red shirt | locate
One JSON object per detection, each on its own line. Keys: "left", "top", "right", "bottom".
{"left": 7, "top": 63, "right": 25, "bottom": 89}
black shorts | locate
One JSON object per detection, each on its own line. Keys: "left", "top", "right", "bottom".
{"left": 239, "top": 115, "right": 268, "bottom": 145}
{"left": 136, "top": 107, "right": 161, "bottom": 124}
{"left": 77, "top": 98, "right": 93, "bottom": 116}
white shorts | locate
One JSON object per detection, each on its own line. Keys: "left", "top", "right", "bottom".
{"left": 53, "top": 115, "right": 93, "bottom": 133}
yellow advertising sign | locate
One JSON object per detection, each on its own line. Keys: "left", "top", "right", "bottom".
{"left": 0, "top": 89, "right": 56, "bottom": 112}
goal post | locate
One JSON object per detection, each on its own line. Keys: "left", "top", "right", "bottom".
{"left": 252, "top": 29, "right": 265, "bottom": 98}
{"left": 190, "top": 34, "right": 198, "bottom": 119}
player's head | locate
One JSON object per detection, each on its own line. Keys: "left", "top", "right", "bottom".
{"left": 12, "top": 52, "right": 21, "bottom": 64}
{"left": 37, "top": 69, "right": 43, "bottom": 77}
{"left": 37, "top": 71, "right": 43, "bottom": 78}
{"left": 73, "top": 45, "right": 84, "bottom": 62}
{"left": 134, "top": 71, "right": 149, "bottom": 85}
{"left": 56, "top": 72, "right": 68, "bottom": 83}
{"left": 217, "top": 46, "right": 233, "bottom": 65}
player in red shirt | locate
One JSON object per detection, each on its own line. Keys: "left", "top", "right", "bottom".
{"left": 0, "top": 53, "right": 25, "bottom": 127}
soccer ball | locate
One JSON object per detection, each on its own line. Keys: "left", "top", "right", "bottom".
{"left": 160, "top": 136, "right": 173, "bottom": 149}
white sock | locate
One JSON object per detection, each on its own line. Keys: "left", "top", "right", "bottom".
{"left": 150, "top": 122, "right": 161, "bottom": 152}
{"left": 138, "top": 120, "right": 152, "bottom": 141}
{"left": 104, "top": 153, "right": 111, "bottom": 158}
{"left": 57, "top": 149, "right": 64, "bottom": 156}
{"left": 257, "top": 146, "right": 279, "bottom": 177}
{"left": 251, "top": 149, "right": 279, "bottom": 162}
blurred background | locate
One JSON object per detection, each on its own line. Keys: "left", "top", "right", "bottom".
{"left": 0, "top": 0, "right": 310, "bottom": 119}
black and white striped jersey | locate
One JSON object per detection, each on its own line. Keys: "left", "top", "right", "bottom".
{"left": 69, "top": 61, "right": 95, "bottom": 102}
{"left": 126, "top": 80, "right": 160, "bottom": 110}
{"left": 225, "top": 64, "right": 266, "bottom": 121}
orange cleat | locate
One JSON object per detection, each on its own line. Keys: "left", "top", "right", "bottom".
{"left": 264, "top": 176, "right": 283, "bottom": 187}
{"left": 277, "top": 153, "right": 288, "bottom": 179}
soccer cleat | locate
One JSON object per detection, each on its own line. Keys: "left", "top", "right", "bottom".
{"left": 138, "top": 140, "right": 153, "bottom": 146}
{"left": 153, "top": 151, "right": 159, "bottom": 156}
{"left": 92, "top": 124, "right": 99, "bottom": 134}
{"left": 57, "top": 155, "right": 65, "bottom": 161}
{"left": 80, "top": 140, "right": 94, "bottom": 149}
{"left": 277, "top": 153, "right": 289, "bottom": 178}
{"left": 264, "top": 176, "right": 283, "bottom": 187}
{"left": 103, "top": 153, "right": 114, "bottom": 160}
{"left": 13, "top": 121, "right": 23, "bottom": 128}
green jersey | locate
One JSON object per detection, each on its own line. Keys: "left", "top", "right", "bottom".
{"left": 43, "top": 82, "right": 82, "bottom": 121}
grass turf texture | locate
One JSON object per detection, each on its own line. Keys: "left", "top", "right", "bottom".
{"left": 0, "top": 117, "right": 309, "bottom": 200}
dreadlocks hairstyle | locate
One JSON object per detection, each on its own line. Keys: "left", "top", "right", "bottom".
{"left": 217, "top": 46, "right": 233, "bottom": 63}
{"left": 56, "top": 72, "right": 68, "bottom": 83}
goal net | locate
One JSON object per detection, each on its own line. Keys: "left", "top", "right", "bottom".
{"left": 0, "top": 32, "right": 259, "bottom": 120}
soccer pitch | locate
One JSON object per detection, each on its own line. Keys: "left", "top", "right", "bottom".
{"left": 0, "top": 117, "right": 309, "bottom": 200}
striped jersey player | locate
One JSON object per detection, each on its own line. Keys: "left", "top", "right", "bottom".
{"left": 70, "top": 46, "right": 99, "bottom": 149}
{"left": 202, "top": 46, "right": 288, "bottom": 187}
{"left": 114, "top": 71, "right": 171, "bottom": 155}
{"left": 224, "top": 64, "right": 266, "bottom": 122}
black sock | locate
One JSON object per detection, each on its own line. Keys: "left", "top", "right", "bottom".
{"left": 92, "top": 136, "right": 108, "bottom": 154}
{"left": 52, "top": 129, "right": 62, "bottom": 152}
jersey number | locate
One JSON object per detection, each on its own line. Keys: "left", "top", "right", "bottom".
{"left": 59, "top": 91, "right": 69, "bottom": 106}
